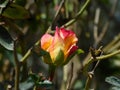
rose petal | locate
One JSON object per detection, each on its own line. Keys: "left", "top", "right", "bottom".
{"left": 59, "top": 27, "right": 78, "bottom": 57}
{"left": 64, "top": 45, "right": 78, "bottom": 60}
{"left": 68, "top": 45, "right": 78, "bottom": 56}
{"left": 59, "top": 27, "right": 74, "bottom": 39}
{"left": 41, "top": 34, "right": 53, "bottom": 50}
{"left": 48, "top": 28, "right": 64, "bottom": 62}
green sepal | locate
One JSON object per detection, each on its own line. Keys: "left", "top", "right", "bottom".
{"left": 54, "top": 49, "right": 64, "bottom": 66}
{"left": 34, "top": 47, "right": 53, "bottom": 65}
{"left": 63, "top": 49, "right": 84, "bottom": 65}
{"left": 40, "top": 49, "right": 53, "bottom": 65}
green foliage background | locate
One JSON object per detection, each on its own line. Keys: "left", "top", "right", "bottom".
{"left": 0, "top": 0, "right": 120, "bottom": 90}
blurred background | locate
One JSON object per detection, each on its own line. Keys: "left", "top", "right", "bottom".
{"left": 0, "top": 0, "right": 120, "bottom": 90}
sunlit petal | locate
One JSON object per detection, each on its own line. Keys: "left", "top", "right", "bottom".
{"left": 41, "top": 34, "right": 53, "bottom": 50}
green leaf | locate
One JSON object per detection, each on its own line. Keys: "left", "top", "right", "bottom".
{"left": 4, "top": 51, "right": 14, "bottom": 65}
{"left": 2, "top": 3, "right": 30, "bottom": 19}
{"left": 105, "top": 76, "right": 120, "bottom": 87}
{"left": 111, "top": 87, "right": 120, "bottom": 90}
{"left": 4, "top": 50, "right": 22, "bottom": 66}
{"left": 0, "top": 0, "right": 9, "bottom": 14}
{"left": 100, "top": 0, "right": 109, "bottom": 4}
{"left": 0, "top": 0, "right": 9, "bottom": 8}
{"left": 15, "top": 0, "right": 27, "bottom": 6}
{"left": 36, "top": 80, "right": 53, "bottom": 89}
{"left": 63, "top": 49, "right": 84, "bottom": 65}
{"left": 76, "top": 49, "right": 84, "bottom": 54}
{"left": 0, "top": 26, "right": 14, "bottom": 50}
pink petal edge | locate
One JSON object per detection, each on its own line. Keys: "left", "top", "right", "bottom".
{"left": 41, "top": 34, "right": 53, "bottom": 50}
{"left": 68, "top": 45, "right": 78, "bottom": 56}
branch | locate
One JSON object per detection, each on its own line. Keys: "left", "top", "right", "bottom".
{"left": 66, "top": 62, "right": 74, "bottom": 90}
{"left": 83, "top": 0, "right": 118, "bottom": 65}
{"left": 107, "top": 41, "right": 120, "bottom": 53}
{"left": 85, "top": 72, "right": 93, "bottom": 90}
{"left": 51, "top": 0, "right": 65, "bottom": 27}
{"left": 84, "top": 47, "right": 103, "bottom": 90}
{"left": 20, "top": 40, "right": 39, "bottom": 63}
{"left": 47, "top": 0, "right": 66, "bottom": 32}
{"left": 13, "top": 39, "right": 20, "bottom": 90}
{"left": 62, "top": 0, "right": 90, "bottom": 27}
{"left": 93, "top": 8, "right": 101, "bottom": 43}
{"left": 103, "top": 33, "right": 120, "bottom": 52}
{"left": 84, "top": 49, "right": 120, "bottom": 90}
{"left": 83, "top": 49, "right": 120, "bottom": 74}
{"left": 94, "top": 0, "right": 118, "bottom": 47}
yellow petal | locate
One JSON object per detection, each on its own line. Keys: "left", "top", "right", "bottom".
{"left": 59, "top": 28, "right": 78, "bottom": 59}
{"left": 48, "top": 28, "right": 64, "bottom": 62}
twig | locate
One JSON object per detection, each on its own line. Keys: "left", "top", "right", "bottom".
{"left": 109, "top": 0, "right": 118, "bottom": 18}
{"left": 51, "top": 0, "right": 65, "bottom": 28}
{"left": 91, "top": 60, "right": 100, "bottom": 73}
{"left": 62, "top": 0, "right": 90, "bottom": 27}
{"left": 106, "top": 41, "right": 120, "bottom": 53}
{"left": 20, "top": 40, "right": 39, "bottom": 63}
{"left": 84, "top": 47, "right": 103, "bottom": 90}
{"left": 103, "top": 33, "right": 120, "bottom": 52}
{"left": 13, "top": 39, "right": 20, "bottom": 90}
{"left": 85, "top": 72, "right": 93, "bottom": 90}
{"left": 44, "top": 2, "right": 49, "bottom": 30}
{"left": 67, "top": 62, "right": 74, "bottom": 90}
{"left": 83, "top": 0, "right": 118, "bottom": 65}
{"left": 94, "top": 22, "right": 109, "bottom": 47}
{"left": 94, "top": 0, "right": 118, "bottom": 47}
{"left": 5, "top": 19, "right": 24, "bottom": 35}
{"left": 83, "top": 49, "right": 120, "bottom": 74}
{"left": 93, "top": 8, "right": 101, "bottom": 42}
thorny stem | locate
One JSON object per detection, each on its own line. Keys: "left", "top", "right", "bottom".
{"left": 20, "top": 40, "right": 39, "bottom": 63}
{"left": 85, "top": 47, "right": 103, "bottom": 90}
{"left": 85, "top": 72, "right": 93, "bottom": 90}
{"left": 14, "top": 39, "right": 20, "bottom": 90}
{"left": 83, "top": 0, "right": 118, "bottom": 67}
{"left": 49, "top": 65, "right": 56, "bottom": 81}
{"left": 93, "top": 8, "right": 101, "bottom": 43}
{"left": 103, "top": 33, "right": 120, "bottom": 52}
{"left": 83, "top": 49, "right": 120, "bottom": 74}
{"left": 84, "top": 49, "right": 120, "bottom": 90}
